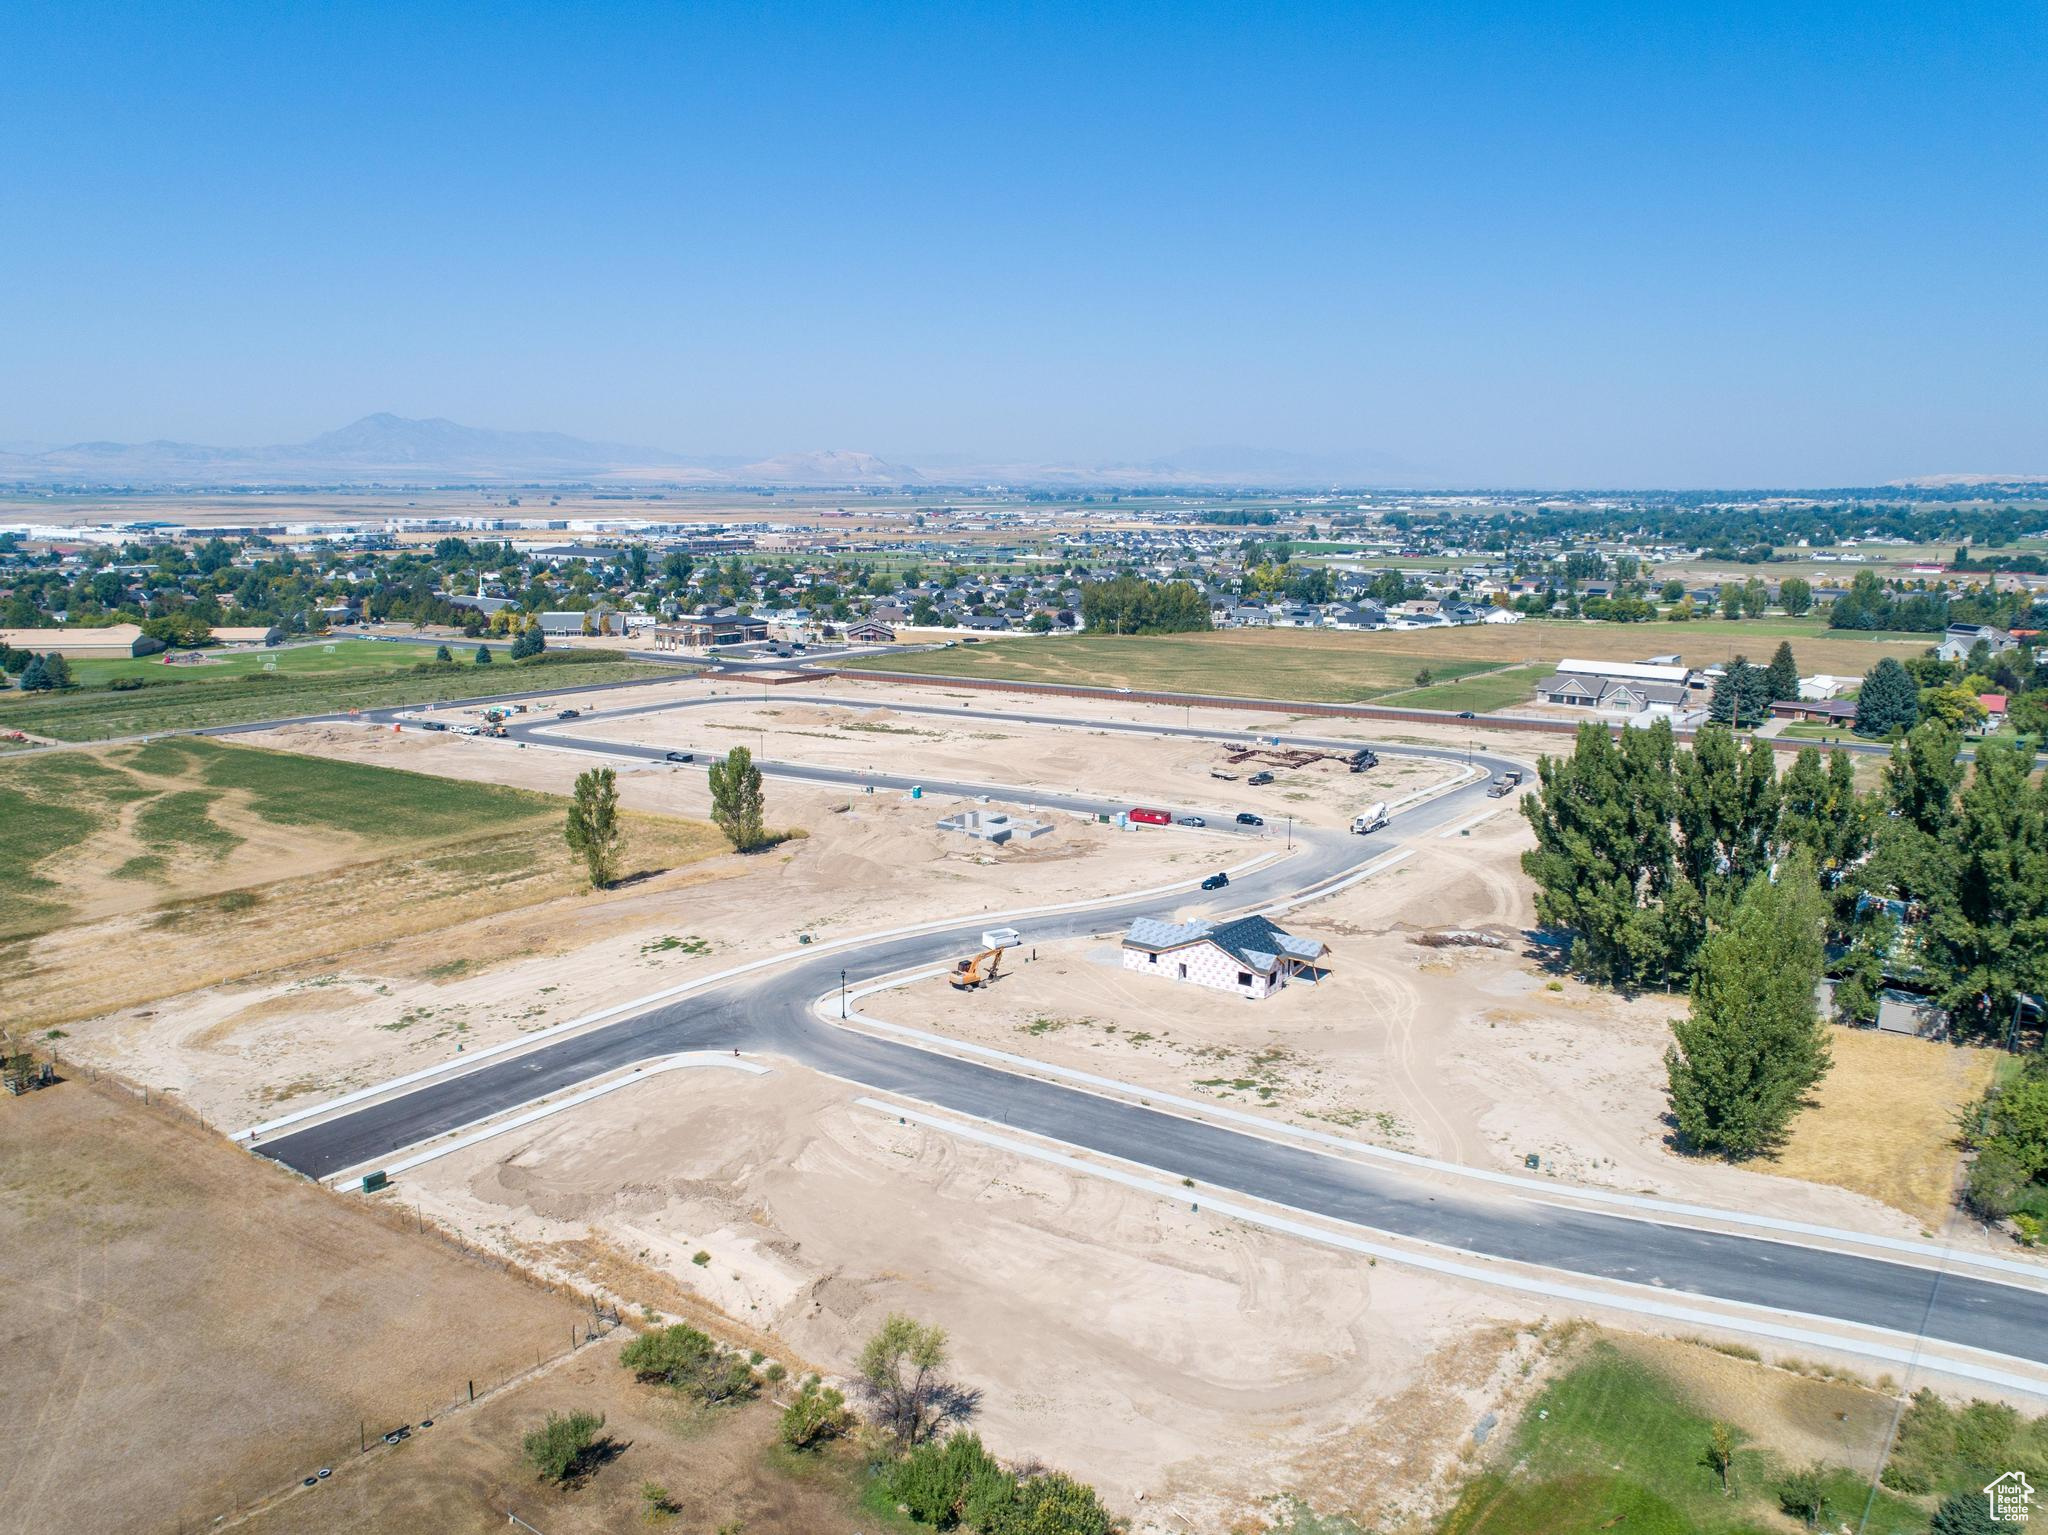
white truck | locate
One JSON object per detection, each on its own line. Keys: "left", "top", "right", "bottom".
{"left": 1350, "top": 802, "right": 1390, "bottom": 835}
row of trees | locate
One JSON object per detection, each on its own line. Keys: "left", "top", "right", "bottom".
{"left": 563, "top": 748, "right": 772, "bottom": 889}
{"left": 1524, "top": 718, "right": 2048, "bottom": 1154}
{"left": 1076, "top": 577, "right": 1210, "bottom": 635}
{"left": 2, "top": 649, "right": 74, "bottom": 691}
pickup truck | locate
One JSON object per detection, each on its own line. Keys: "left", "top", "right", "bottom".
{"left": 1247, "top": 771, "right": 1276, "bottom": 787}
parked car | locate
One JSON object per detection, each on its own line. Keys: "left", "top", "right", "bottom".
{"left": 665, "top": 750, "right": 694, "bottom": 763}
{"left": 1200, "top": 871, "right": 1230, "bottom": 891}
{"left": 1247, "top": 771, "right": 1276, "bottom": 786}
{"left": 421, "top": 720, "right": 448, "bottom": 732}
{"left": 1456, "top": 710, "right": 1477, "bottom": 719}
{"left": 557, "top": 708, "right": 581, "bottom": 719}
{"left": 1176, "top": 814, "right": 1206, "bottom": 827}
{"left": 1235, "top": 812, "right": 1264, "bottom": 827}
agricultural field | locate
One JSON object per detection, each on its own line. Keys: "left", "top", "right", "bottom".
{"left": 847, "top": 621, "right": 1939, "bottom": 708}
{"left": 0, "top": 736, "right": 726, "bottom": 1021}
{"left": 1378, "top": 662, "right": 1556, "bottom": 713}
{"left": 0, "top": 1077, "right": 585, "bottom": 1535}
{"left": 1440, "top": 1336, "right": 1930, "bottom": 1535}
{"left": 0, "top": 644, "right": 676, "bottom": 741}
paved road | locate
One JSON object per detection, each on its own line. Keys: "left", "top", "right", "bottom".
{"left": 249, "top": 689, "right": 2048, "bottom": 1374}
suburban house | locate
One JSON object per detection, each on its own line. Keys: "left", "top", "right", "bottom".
{"left": 1936, "top": 623, "right": 2019, "bottom": 663}
{"left": 1121, "top": 914, "right": 1329, "bottom": 999}
{"left": 1768, "top": 698, "right": 1859, "bottom": 725}
{"left": 1533, "top": 658, "right": 1694, "bottom": 713}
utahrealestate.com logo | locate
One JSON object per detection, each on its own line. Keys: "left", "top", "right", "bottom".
{"left": 1986, "top": 1470, "right": 2035, "bottom": 1524}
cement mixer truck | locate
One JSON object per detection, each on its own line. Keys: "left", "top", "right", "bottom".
{"left": 1350, "top": 802, "right": 1390, "bottom": 835}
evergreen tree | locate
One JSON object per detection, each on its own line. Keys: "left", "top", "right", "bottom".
{"left": 18, "top": 655, "right": 50, "bottom": 691}
{"left": 1854, "top": 657, "right": 1919, "bottom": 736}
{"left": 1708, "top": 658, "right": 1770, "bottom": 726}
{"left": 1667, "top": 854, "right": 1832, "bottom": 1157}
{"left": 434, "top": 643, "right": 452, "bottom": 662}
{"left": 474, "top": 642, "right": 493, "bottom": 665}
{"left": 1765, "top": 641, "right": 1800, "bottom": 702}
{"left": 39, "top": 653, "right": 72, "bottom": 689}
{"left": 708, "top": 745, "right": 768, "bottom": 852}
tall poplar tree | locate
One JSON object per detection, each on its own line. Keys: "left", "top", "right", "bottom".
{"left": 1666, "top": 853, "right": 1832, "bottom": 1157}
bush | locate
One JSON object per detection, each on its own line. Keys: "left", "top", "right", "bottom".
{"left": 778, "top": 1377, "right": 851, "bottom": 1451}
{"left": 886, "top": 1432, "right": 1010, "bottom": 1527}
{"left": 1966, "top": 1144, "right": 2032, "bottom": 1221}
{"left": 109, "top": 676, "right": 145, "bottom": 691}
{"left": 522, "top": 1409, "right": 605, "bottom": 1483}
{"left": 986, "top": 1471, "right": 1121, "bottom": 1535}
{"left": 618, "top": 1323, "right": 757, "bottom": 1405}
{"left": 1931, "top": 1489, "right": 2006, "bottom": 1534}
{"left": 1779, "top": 1464, "right": 1831, "bottom": 1528}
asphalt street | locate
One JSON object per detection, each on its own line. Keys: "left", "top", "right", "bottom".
{"left": 247, "top": 689, "right": 2048, "bottom": 1373}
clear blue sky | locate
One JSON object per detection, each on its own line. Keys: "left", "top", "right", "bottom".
{"left": 3, "top": 0, "right": 2043, "bottom": 486}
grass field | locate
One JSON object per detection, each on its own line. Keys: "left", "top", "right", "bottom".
{"left": 0, "top": 647, "right": 676, "bottom": 741}
{"left": 2, "top": 736, "right": 729, "bottom": 1020}
{"left": 1762, "top": 1027, "right": 1998, "bottom": 1228}
{"left": 1440, "top": 1339, "right": 1929, "bottom": 1535}
{"left": 1379, "top": 663, "right": 1557, "bottom": 713}
{"left": 848, "top": 622, "right": 1939, "bottom": 707}
{"left": 0, "top": 1078, "right": 585, "bottom": 1535}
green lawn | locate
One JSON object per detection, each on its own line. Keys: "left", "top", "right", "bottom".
{"left": 1377, "top": 662, "right": 1555, "bottom": 713}
{"left": 0, "top": 649, "right": 675, "bottom": 742}
{"left": 63, "top": 637, "right": 479, "bottom": 688}
{"left": 1439, "top": 1343, "right": 1929, "bottom": 1535}
{"left": 844, "top": 631, "right": 1498, "bottom": 704}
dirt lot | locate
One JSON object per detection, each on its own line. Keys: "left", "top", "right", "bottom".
{"left": 404, "top": 1063, "right": 1553, "bottom": 1532}
{"left": 565, "top": 690, "right": 1457, "bottom": 830}
{"left": 52, "top": 718, "right": 1222, "bottom": 1130}
{"left": 863, "top": 799, "right": 1996, "bottom": 1244}
{"left": 0, "top": 1079, "right": 583, "bottom": 1535}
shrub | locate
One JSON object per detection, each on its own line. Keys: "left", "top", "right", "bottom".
{"left": 779, "top": 1377, "right": 852, "bottom": 1451}
{"left": 618, "top": 1323, "right": 757, "bottom": 1405}
{"left": 886, "top": 1432, "right": 1009, "bottom": 1527}
{"left": 1779, "top": 1464, "right": 1830, "bottom": 1528}
{"left": 522, "top": 1409, "right": 605, "bottom": 1484}
{"left": 1966, "top": 1144, "right": 2032, "bottom": 1221}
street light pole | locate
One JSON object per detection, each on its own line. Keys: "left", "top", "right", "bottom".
{"left": 841, "top": 968, "right": 848, "bottom": 1019}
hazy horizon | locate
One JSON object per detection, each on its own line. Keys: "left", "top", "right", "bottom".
{"left": 3, "top": 2, "right": 2044, "bottom": 488}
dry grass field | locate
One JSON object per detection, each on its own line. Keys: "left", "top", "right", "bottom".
{"left": 1761, "top": 1026, "right": 2000, "bottom": 1229}
{"left": 0, "top": 1079, "right": 585, "bottom": 1535}
{"left": 235, "top": 1343, "right": 896, "bottom": 1535}
{"left": 850, "top": 622, "right": 1934, "bottom": 705}
{"left": 2, "top": 738, "right": 727, "bottom": 1024}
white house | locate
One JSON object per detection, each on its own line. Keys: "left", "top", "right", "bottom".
{"left": 1121, "top": 914, "right": 1329, "bottom": 999}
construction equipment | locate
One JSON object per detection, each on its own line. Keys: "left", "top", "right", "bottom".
{"left": 948, "top": 946, "right": 1007, "bottom": 990}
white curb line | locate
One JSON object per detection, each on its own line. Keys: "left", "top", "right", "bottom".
{"left": 865, "top": 1099, "right": 2048, "bottom": 1398}
{"left": 336, "top": 1054, "right": 769, "bottom": 1185}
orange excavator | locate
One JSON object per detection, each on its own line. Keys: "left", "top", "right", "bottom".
{"left": 948, "top": 945, "right": 1007, "bottom": 991}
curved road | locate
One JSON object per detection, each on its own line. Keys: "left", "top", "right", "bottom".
{"left": 247, "top": 688, "right": 2048, "bottom": 1377}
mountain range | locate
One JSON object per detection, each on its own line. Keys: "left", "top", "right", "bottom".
{"left": 0, "top": 414, "right": 930, "bottom": 489}
{"left": 0, "top": 414, "right": 1418, "bottom": 490}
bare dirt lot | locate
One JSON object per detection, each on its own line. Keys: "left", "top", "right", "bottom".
{"left": 404, "top": 1062, "right": 1554, "bottom": 1533}
{"left": 52, "top": 716, "right": 1223, "bottom": 1130}
{"left": 565, "top": 688, "right": 1458, "bottom": 830}
{"left": 0, "top": 1079, "right": 583, "bottom": 1535}
{"left": 863, "top": 797, "right": 1997, "bottom": 1245}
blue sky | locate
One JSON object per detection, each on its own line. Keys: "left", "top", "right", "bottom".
{"left": 3, "top": 0, "right": 2043, "bottom": 486}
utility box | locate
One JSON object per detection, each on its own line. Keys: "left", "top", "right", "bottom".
{"left": 361, "top": 1170, "right": 389, "bottom": 1193}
